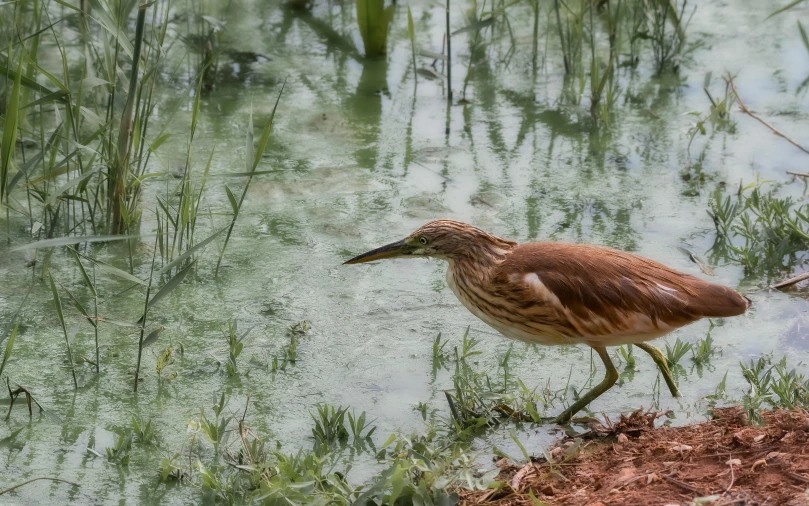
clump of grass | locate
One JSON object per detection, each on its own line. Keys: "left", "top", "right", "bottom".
{"left": 643, "top": 0, "right": 693, "bottom": 73}
{"left": 0, "top": 0, "right": 173, "bottom": 239}
{"left": 132, "top": 415, "right": 157, "bottom": 444}
{"left": 665, "top": 337, "right": 691, "bottom": 368}
{"left": 105, "top": 431, "right": 133, "bottom": 466}
{"left": 690, "top": 322, "right": 719, "bottom": 366}
{"left": 158, "top": 455, "right": 187, "bottom": 483}
{"left": 587, "top": 1, "right": 619, "bottom": 126}
{"left": 617, "top": 345, "right": 637, "bottom": 370}
{"left": 311, "top": 403, "right": 349, "bottom": 450}
{"left": 189, "top": 395, "right": 485, "bottom": 505}
{"left": 708, "top": 181, "right": 809, "bottom": 279}
{"left": 444, "top": 329, "right": 555, "bottom": 432}
{"left": 189, "top": 391, "right": 231, "bottom": 451}
{"left": 552, "top": 0, "right": 586, "bottom": 77}
{"left": 271, "top": 321, "right": 310, "bottom": 372}
{"left": 432, "top": 332, "right": 450, "bottom": 371}
{"left": 223, "top": 319, "right": 251, "bottom": 377}
{"left": 154, "top": 345, "right": 177, "bottom": 383}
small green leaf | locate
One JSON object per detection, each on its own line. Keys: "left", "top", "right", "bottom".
{"left": 0, "top": 322, "right": 18, "bottom": 378}
{"left": 225, "top": 186, "right": 239, "bottom": 215}
{"left": 147, "top": 260, "right": 195, "bottom": 310}
{"left": 407, "top": 6, "right": 415, "bottom": 42}
{"left": 142, "top": 326, "right": 164, "bottom": 348}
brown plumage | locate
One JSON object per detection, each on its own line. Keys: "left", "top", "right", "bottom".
{"left": 344, "top": 219, "right": 751, "bottom": 422}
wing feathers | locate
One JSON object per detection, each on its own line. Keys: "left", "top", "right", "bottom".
{"left": 492, "top": 243, "right": 749, "bottom": 339}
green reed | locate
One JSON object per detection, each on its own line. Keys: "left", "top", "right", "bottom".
{"left": 356, "top": 0, "right": 395, "bottom": 58}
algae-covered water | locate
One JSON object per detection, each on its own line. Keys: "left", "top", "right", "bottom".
{"left": 1, "top": 0, "right": 809, "bottom": 503}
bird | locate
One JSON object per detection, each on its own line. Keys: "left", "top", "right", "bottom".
{"left": 344, "top": 219, "right": 751, "bottom": 423}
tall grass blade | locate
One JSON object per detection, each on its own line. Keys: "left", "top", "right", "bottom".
{"left": 1, "top": 54, "right": 23, "bottom": 204}
{"left": 68, "top": 248, "right": 97, "bottom": 297}
{"left": 11, "top": 235, "right": 139, "bottom": 251}
{"left": 215, "top": 83, "right": 285, "bottom": 276}
{"left": 0, "top": 323, "right": 17, "bottom": 379}
{"left": 70, "top": 248, "right": 147, "bottom": 286}
{"left": 147, "top": 260, "right": 195, "bottom": 311}
{"left": 0, "top": 57, "right": 63, "bottom": 101}
{"left": 408, "top": 6, "right": 417, "bottom": 85}
{"left": 112, "top": 0, "right": 150, "bottom": 233}
{"left": 799, "top": 21, "right": 809, "bottom": 54}
{"left": 134, "top": 239, "right": 158, "bottom": 391}
{"left": 157, "top": 226, "right": 227, "bottom": 275}
{"left": 48, "top": 272, "right": 78, "bottom": 388}
{"left": 767, "top": 0, "right": 805, "bottom": 19}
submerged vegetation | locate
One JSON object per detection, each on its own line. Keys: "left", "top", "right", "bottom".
{"left": 0, "top": 0, "right": 808, "bottom": 503}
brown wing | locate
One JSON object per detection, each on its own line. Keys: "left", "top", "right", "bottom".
{"left": 490, "top": 242, "right": 750, "bottom": 341}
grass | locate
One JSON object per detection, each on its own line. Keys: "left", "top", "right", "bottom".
{"left": 0, "top": 0, "right": 804, "bottom": 502}
{"left": 355, "top": 0, "right": 395, "bottom": 58}
{"left": 215, "top": 83, "right": 285, "bottom": 276}
{"left": 223, "top": 319, "right": 249, "bottom": 377}
{"left": 708, "top": 181, "right": 809, "bottom": 279}
{"left": 271, "top": 321, "right": 310, "bottom": 372}
{"left": 738, "top": 355, "right": 809, "bottom": 424}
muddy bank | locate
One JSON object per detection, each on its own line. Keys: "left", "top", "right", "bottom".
{"left": 460, "top": 407, "right": 809, "bottom": 506}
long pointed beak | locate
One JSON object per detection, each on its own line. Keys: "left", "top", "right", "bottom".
{"left": 344, "top": 239, "right": 409, "bottom": 265}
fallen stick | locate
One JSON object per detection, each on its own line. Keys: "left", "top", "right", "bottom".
{"left": 0, "top": 477, "right": 79, "bottom": 495}
{"left": 787, "top": 171, "right": 809, "bottom": 178}
{"left": 771, "top": 272, "right": 809, "bottom": 290}
{"left": 728, "top": 76, "right": 809, "bottom": 157}
{"left": 662, "top": 473, "right": 703, "bottom": 495}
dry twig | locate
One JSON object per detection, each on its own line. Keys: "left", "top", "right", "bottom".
{"left": 771, "top": 271, "right": 809, "bottom": 290}
{"left": 728, "top": 76, "right": 809, "bottom": 157}
{"left": 0, "top": 477, "right": 79, "bottom": 495}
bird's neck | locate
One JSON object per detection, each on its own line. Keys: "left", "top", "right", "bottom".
{"left": 447, "top": 237, "right": 515, "bottom": 276}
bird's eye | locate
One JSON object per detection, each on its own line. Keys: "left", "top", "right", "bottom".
{"left": 419, "top": 237, "right": 428, "bottom": 245}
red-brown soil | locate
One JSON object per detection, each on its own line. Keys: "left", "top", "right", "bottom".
{"left": 459, "top": 407, "right": 809, "bottom": 506}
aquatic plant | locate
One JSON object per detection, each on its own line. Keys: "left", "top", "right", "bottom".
{"left": 48, "top": 271, "right": 78, "bottom": 388}
{"left": 664, "top": 337, "right": 691, "bottom": 370}
{"left": 271, "top": 321, "right": 310, "bottom": 372}
{"left": 0, "top": 0, "right": 172, "bottom": 238}
{"left": 407, "top": 6, "right": 417, "bottom": 84}
{"left": 215, "top": 84, "right": 285, "bottom": 276}
{"left": 189, "top": 395, "right": 487, "bottom": 504}
{"left": 105, "top": 430, "right": 133, "bottom": 466}
{"left": 355, "top": 0, "right": 395, "bottom": 58}
{"left": 552, "top": 0, "right": 586, "bottom": 77}
{"left": 708, "top": 182, "right": 809, "bottom": 279}
{"left": 132, "top": 415, "right": 157, "bottom": 444}
{"left": 224, "top": 319, "right": 249, "bottom": 377}
{"left": 690, "top": 322, "right": 719, "bottom": 366}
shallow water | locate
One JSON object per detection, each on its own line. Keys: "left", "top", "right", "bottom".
{"left": 2, "top": 0, "right": 809, "bottom": 503}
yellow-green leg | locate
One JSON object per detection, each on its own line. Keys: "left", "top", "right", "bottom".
{"left": 635, "top": 342, "right": 681, "bottom": 398}
{"left": 554, "top": 346, "right": 618, "bottom": 424}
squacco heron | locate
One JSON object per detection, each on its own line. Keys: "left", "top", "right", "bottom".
{"left": 345, "top": 220, "right": 750, "bottom": 423}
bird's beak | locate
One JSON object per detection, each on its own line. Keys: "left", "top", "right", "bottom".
{"left": 344, "top": 239, "right": 410, "bottom": 265}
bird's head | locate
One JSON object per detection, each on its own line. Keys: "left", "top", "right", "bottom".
{"left": 344, "top": 219, "right": 517, "bottom": 265}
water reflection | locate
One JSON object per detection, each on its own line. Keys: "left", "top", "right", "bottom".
{"left": 3, "top": 0, "right": 809, "bottom": 503}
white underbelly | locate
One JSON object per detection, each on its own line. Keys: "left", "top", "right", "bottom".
{"left": 445, "top": 268, "right": 573, "bottom": 346}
